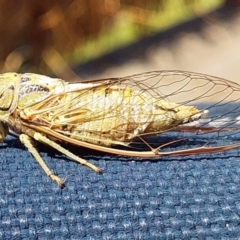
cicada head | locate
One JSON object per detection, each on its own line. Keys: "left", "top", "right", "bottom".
{"left": 0, "top": 72, "right": 20, "bottom": 120}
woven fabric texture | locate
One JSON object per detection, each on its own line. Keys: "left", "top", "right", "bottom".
{"left": 0, "top": 134, "right": 240, "bottom": 239}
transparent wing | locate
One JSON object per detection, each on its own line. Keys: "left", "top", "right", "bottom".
{"left": 115, "top": 70, "right": 240, "bottom": 152}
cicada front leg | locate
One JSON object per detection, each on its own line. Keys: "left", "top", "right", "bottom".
{"left": 20, "top": 132, "right": 101, "bottom": 187}
{"left": 0, "top": 122, "right": 8, "bottom": 142}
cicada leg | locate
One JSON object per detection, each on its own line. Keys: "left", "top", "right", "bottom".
{"left": 20, "top": 134, "right": 65, "bottom": 187}
{"left": 0, "top": 122, "right": 8, "bottom": 142}
{"left": 20, "top": 132, "right": 101, "bottom": 187}
{"left": 33, "top": 132, "right": 101, "bottom": 172}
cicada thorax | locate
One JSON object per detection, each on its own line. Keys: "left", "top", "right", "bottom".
{"left": 17, "top": 73, "right": 66, "bottom": 109}
{"left": 0, "top": 73, "right": 66, "bottom": 136}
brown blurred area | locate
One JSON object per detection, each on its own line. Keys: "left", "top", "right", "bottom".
{"left": 0, "top": 1, "right": 116, "bottom": 75}
{"left": 0, "top": 0, "right": 228, "bottom": 79}
{"left": 0, "top": 0, "right": 164, "bottom": 76}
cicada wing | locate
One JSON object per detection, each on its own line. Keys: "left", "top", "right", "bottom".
{"left": 20, "top": 71, "right": 240, "bottom": 156}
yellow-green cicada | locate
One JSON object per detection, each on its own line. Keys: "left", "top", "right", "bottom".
{"left": 1, "top": 71, "right": 240, "bottom": 187}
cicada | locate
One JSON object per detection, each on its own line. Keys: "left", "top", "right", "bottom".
{"left": 1, "top": 71, "right": 240, "bottom": 187}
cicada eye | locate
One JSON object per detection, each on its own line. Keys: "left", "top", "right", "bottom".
{"left": 0, "top": 73, "right": 19, "bottom": 114}
{"left": 0, "top": 85, "right": 14, "bottom": 112}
